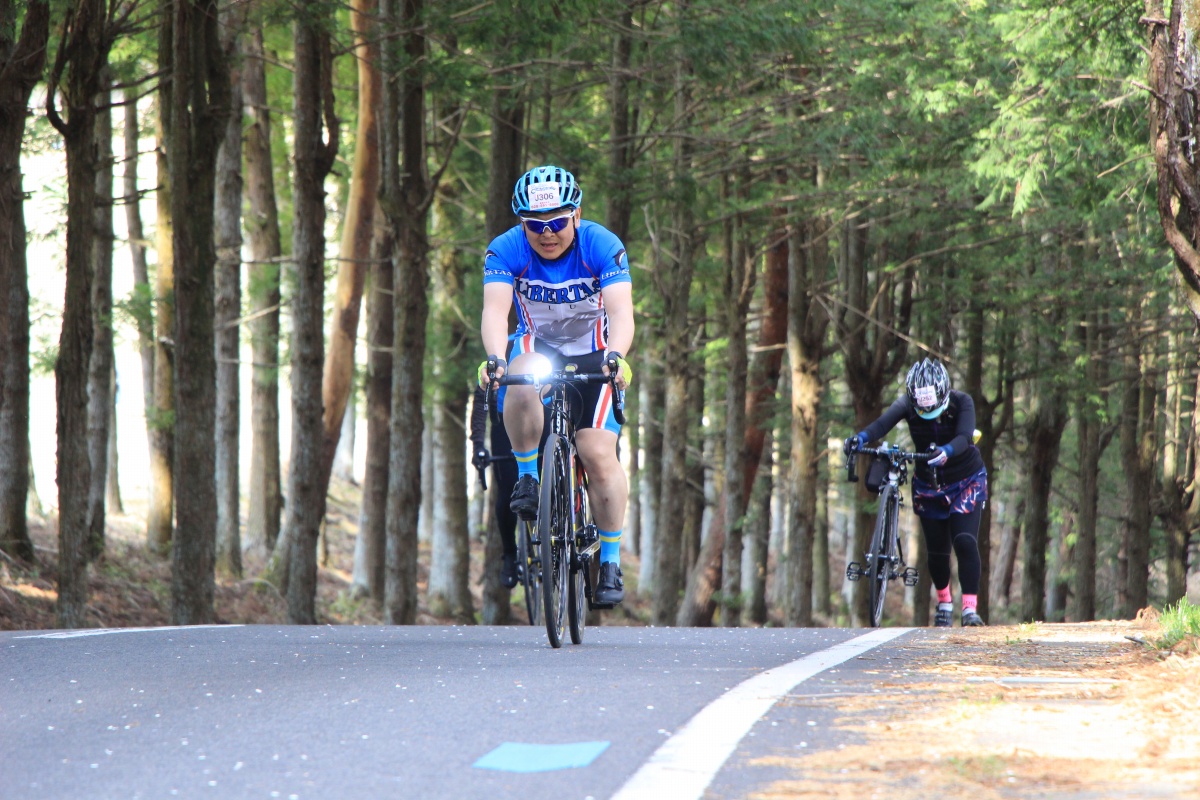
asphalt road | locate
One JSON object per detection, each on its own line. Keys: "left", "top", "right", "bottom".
{"left": 1, "top": 624, "right": 917, "bottom": 799}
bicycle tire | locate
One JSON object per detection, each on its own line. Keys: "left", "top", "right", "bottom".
{"left": 868, "top": 486, "right": 896, "bottom": 627}
{"left": 566, "top": 530, "right": 587, "bottom": 646}
{"left": 517, "top": 518, "right": 542, "bottom": 626}
{"left": 540, "top": 435, "right": 570, "bottom": 648}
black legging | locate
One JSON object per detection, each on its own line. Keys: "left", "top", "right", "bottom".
{"left": 490, "top": 419, "right": 519, "bottom": 558}
{"left": 918, "top": 506, "right": 982, "bottom": 595}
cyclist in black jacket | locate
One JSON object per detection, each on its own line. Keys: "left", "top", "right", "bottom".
{"left": 843, "top": 358, "right": 988, "bottom": 627}
{"left": 470, "top": 384, "right": 520, "bottom": 588}
{"left": 469, "top": 381, "right": 551, "bottom": 590}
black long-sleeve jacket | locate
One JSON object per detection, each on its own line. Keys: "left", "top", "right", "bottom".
{"left": 859, "top": 389, "right": 985, "bottom": 485}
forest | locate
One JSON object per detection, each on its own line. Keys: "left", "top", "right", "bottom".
{"left": 1, "top": 0, "right": 1199, "bottom": 631}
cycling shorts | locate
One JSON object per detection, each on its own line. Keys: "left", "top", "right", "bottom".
{"left": 509, "top": 337, "right": 621, "bottom": 435}
{"left": 911, "top": 467, "right": 988, "bottom": 520}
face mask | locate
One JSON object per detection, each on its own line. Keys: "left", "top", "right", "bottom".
{"left": 916, "top": 396, "right": 949, "bottom": 420}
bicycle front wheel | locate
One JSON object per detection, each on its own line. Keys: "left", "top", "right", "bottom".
{"left": 517, "top": 518, "right": 542, "bottom": 626}
{"left": 540, "top": 435, "right": 570, "bottom": 648}
{"left": 867, "top": 486, "right": 897, "bottom": 627}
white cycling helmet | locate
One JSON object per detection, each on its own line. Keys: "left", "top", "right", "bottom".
{"left": 906, "top": 358, "right": 950, "bottom": 419}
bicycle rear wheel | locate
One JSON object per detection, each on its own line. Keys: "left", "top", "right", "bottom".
{"left": 867, "top": 487, "right": 896, "bottom": 627}
{"left": 517, "top": 518, "right": 541, "bottom": 626}
{"left": 567, "top": 540, "right": 588, "bottom": 645}
{"left": 540, "top": 435, "right": 570, "bottom": 648}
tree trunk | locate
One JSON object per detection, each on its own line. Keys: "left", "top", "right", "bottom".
{"left": 1145, "top": 5, "right": 1200, "bottom": 326}
{"left": 720, "top": 188, "right": 755, "bottom": 627}
{"left": 106, "top": 363, "right": 121, "bottom": 513}
{"left": 1047, "top": 512, "right": 1073, "bottom": 621}
{"left": 962, "top": 298, "right": 1014, "bottom": 622}
{"left": 242, "top": 25, "right": 283, "bottom": 557}
{"left": 477, "top": 80, "right": 522, "bottom": 627}
{"left": 354, "top": 230, "right": 393, "bottom": 602}
{"left": 605, "top": 2, "right": 635, "bottom": 244}
{"left": 149, "top": 97, "right": 175, "bottom": 558}
{"left": 418, "top": 403, "right": 434, "bottom": 546}
{"left": 169, "top": 0, "right": 230, "bottom": 625}
{"left": 123, "top": 96, "right": 155, "bottom": 468}
{"left": 639, "top": 365, "right": 663, "bottom": 590}
{"left": 1071, "top": 309, "right": 1109, "bottom": 621}
{"left": 743, "top": 202, "right": 790, "bottom": 625}
{"left": 319, "top": 0, "right": 380, "bottom": 497}
{"left": 214, "top": 13, "right": 244, "bottom": 579}
{"left": 429, "top": 397, "right": 473, "bottom": 622}
{"left": 1020, "top": 380, "right": 1068, "bottom": 622}
{"left": 384, "top": 0, "right": 432, "bottom": 625}
{"left": 908, "top": 523, "right": 930, "bottom": 625}
{"left": 1117, "top": 325, "right": 1156, "bottom": 619}
{"left": 0, "top": 0, "right": 49, "bottom": 564}
{"left": 681, "top": 368, "right": 705, "bottom": 592}
{"left": 1159, "top": 335, "right": 1198, "bottom": 606}
{"left": 993, "top": 497, "right": 1023, "bottom": 608}
{"left": 652, "top": 26, "right": 697, "bottom": 626}
{"left": 282, "top": 14, "right": 337, "bottom": 624}
{"left": 625, "top": 386, "right": 642, "bottom": 558}
{"left": 784, "top": 202, "right": 831, "bottom": 628}
{"left": 812, "top": 450, "right": 830, "bottom": 622}
{"left": 87, "top": 77, "right": 114, "bottom": 561}
{"left": 48, "top": 0, "right": 109, "bottom": 627}
{"left": 333, "top": 390, "right": 357, "bottom": 482}
{"left": 745, "top": 431, "right": 774, "bottom": 624}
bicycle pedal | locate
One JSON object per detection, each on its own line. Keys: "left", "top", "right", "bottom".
{"left": 846, "top": 562, "right": 865, "bottom": 581}
{"left": 588, "top": 601, "right": 615, "bottom": 611}
{"left": 901, "top": 567, "right": 920, "bottom": 587}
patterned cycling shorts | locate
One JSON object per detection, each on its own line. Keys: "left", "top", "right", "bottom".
{"left": 911, "top": 467, "right": 988, "bottom": 520}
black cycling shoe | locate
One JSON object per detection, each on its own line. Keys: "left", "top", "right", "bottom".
{"left": 509, "top": 475, "right": 539, "bottom": 520}
{"left": 594, "top": 562, "right": 625, "bottom": 605}
{"left": 501, "top": 551, "right": 519, "bottom": 589}
{"left": 934, "top": 605, "right": 953, "bottom": 628}
{"left": 961, "top": 610, "right": 986, "bottom": 627}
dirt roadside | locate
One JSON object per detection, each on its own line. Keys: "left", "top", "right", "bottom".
{"left": 755, "top": 618, "right": 1199, "bottom": 800}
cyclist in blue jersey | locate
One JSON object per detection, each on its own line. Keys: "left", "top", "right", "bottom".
{"left": 478, "top": 165, "right": 634, "bottom": 605}
{"left": 843, "top": 358, "right": 988, "bottom": 627}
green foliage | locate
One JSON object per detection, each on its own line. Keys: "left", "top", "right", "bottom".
{"left": 1155, "top": 599, "right": 1200, "bottom": 651}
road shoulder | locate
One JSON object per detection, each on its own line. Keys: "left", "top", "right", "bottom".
{"left": 747, "top": 620, "right": 1200, "bottom": 799}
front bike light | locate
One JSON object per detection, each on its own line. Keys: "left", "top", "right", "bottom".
{"left": 528, "top": 356, "right": 553, "bottom": 383}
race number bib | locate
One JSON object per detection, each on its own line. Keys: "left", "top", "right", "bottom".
{"left": 528, "top": 182, "right": 561, "bottom": 211}
{"left": 914, "top": 385, "right": 937, "bottom": 408}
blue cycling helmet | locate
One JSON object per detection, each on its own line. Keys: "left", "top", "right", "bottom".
{"left": 511, "top": 165, "right": 583, "bottom": 215}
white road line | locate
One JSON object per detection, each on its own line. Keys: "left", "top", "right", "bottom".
{"left": 611, "top": 627, "right": 912, "bottom": 800}
{"left": 16, "top": 624, "right": 243, "bottom": 639}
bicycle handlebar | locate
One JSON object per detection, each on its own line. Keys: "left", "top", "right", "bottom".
{"left": 484, "top": 370, "right": 627, "bottom": 426}
{"left": 844, "top": 443, "right": 936, "bottom": 484}
{"left": 473, "top": 453, "right": 516, "bottom": 491}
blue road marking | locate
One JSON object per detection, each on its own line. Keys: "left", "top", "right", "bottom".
{"left": 473, "top": 741, "right": 610, "bottom": 773}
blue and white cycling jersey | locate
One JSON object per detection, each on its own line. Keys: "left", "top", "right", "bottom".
{"left": 483, "top": 220, "right": 631, "bottom": 357}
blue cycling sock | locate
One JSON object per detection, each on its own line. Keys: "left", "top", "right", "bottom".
{"left": 514, "top": 447, "right": 539, "bottom": 480}
{"left": 599, "top": 529, "right": 621, "bottom": 565}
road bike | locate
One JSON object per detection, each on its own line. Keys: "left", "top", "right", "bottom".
{"left": 486, "top": 364, "right": 625, "bottom": 648}
{"left": 844, "top": 443, "right": 934, "bottom": 627}
{"left": 474, "top": 452, "right": 541, "bottom": 626}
